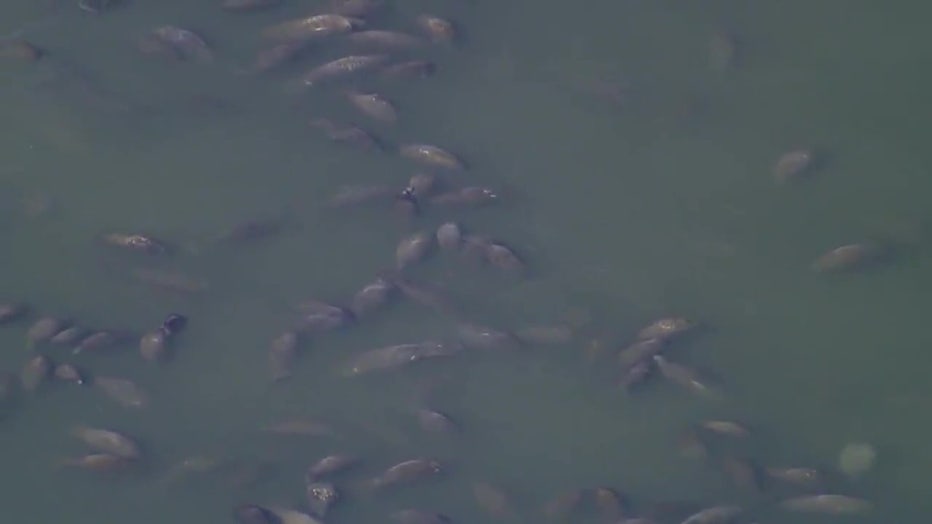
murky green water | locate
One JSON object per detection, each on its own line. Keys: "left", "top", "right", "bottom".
{"left": 1, "top": 1, "right": 930, "bottom": 522}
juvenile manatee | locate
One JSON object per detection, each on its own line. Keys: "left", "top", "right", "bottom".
{"left": 811, "top": 243, "right": 882, "bottom": 273}
{"left": 295, "top": 300, "right": 355, "bottom": 334}
{"left": 0, "top": 303, "right": 27, "bottom": 324}
{"left": 302, "top": 54, "right": 389, "bottom": 86}
{"left": 484, "top": 241, "right": 525, "bottom": 273}
{"left": 407, "top": 173, "right": 441, "bottom": 197}
{"left": 263, "top": 14, "right": 358, "bottom": 42}
{"left": 306, "top": 454, "right": 358, "bottom": 481}
{"left": 138, "top": 33, "right": 183, "bottom": 60}
{"left": 53, "top": 363, "right": 86, "bottom": 385}
{"left": 436, "top": 222, "right": 462, "bottom": 251}
{"left": 593, "top": 487, "right": 627, "bottom": 521}
{"left": 0, "top": 40, "right": 43, "bottom": 62}
{"left": 139, "top": 330, "right": 168, "bottom": 361}
{"left": 636, "top": 317, "right": 696, "bottom": 343}
{"left": 269, "top": 331, "right": 299, "bottom": 381}
{"left": 344, "top": 89, "right": 397, "bottom": 123}
{"left": 71, "top": 426, "right": 141, "bottom": 459}
{"left": 429, "top": 186, "right": 498, "bottom": 207}
{"left": 765, "top": 467, "right": 822, "bottom": 488}
{"left": 457, "top": 323, "right": 521, "bottom": 351}
{"left": 617, "top": 338, "right": 665, "bottom": 369}
{"left": 94, "top": 376, "right": 148, "bottom": 408}
{"left": 369, "top": 458, "right": 442, "bottom": 489}
{"left": 653, "top": 355, "right": 716, "bottom": 397}
{"left": 393, "top": 187, "right": 421, "bottom": 219}
{"left": 619, "top": 359, "right": 653, "bottom": 392}
{"left": 296, "top": 299, "right": 350, "bottom": 318}
{"left": 399, "top": 144, "right": 465, "bottom": 171}
{"left": 26, "top": 316, "right": 68, "bottom": 348}
{"left": 150, "top": 26, "right": 213, "bottom": 62}
{"left": 415, "top": 15, "right": 455, "bottom": 43}
{"left": 310, "top": 119, "right": 382, "bottom": 151}
{"left": 395, "top": 231, "right": 434, "bottom": 270}
{"left": 460, "top": 234, "right": 494, "bottom": 263}
{"left": 21, "top": 354, "right": 53, "bottom": 391}
{"left": 73, "top": 330, "right": 123, "bottom": 354}
{"left": 838, "top": 442, "right": 876, "bottom": 478}
{"left": 136, "top": 32, "right": 184, "bottom": 62}
{"left": 50, "top": 326, "right": 87, "bottom": 346}
{"left": 773, "top": 148, "right": 814, "bottom": 183}
{"left": 345, "top": 343, "right": 423, "bottom": 376}
{"left": 351, "top": 277, "right": 396, "bottom": 318}
{"left": 345, "top": 341, "right": 462, "bottom": 376}
{"left": 417, "top": 408, "right": 458, "bottom": 434}
{"left": 161, "top": 313, "right": 188, "bottom": 335}
{"left": 390, "top": 276, "right": 459, "bottom": 315}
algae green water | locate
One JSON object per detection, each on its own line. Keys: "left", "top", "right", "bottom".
{"left": 1, "top": 1, "right": 930, "bottom": 523}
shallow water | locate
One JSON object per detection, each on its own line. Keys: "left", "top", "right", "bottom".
{"left": 1, "top": 1, "right": 930, "bottom": 523}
